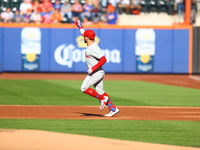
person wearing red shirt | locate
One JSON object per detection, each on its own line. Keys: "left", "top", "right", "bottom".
{"left": 40, "top": 0, "right": 53, "bottom": 12}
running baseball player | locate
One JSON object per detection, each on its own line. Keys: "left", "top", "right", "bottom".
{"left": 74, "top": 19, "right": 120, "bottom": 117}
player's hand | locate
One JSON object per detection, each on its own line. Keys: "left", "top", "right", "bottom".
{"left": 87, "top": 68, "right": 93, "bottom": 74}
{"left": 74, "top": 18, "right": 83, "bottom": 29}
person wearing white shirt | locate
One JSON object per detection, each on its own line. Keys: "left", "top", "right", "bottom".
{"left": 1, "top": 8, "right": 14, "bottom": 23}
{"left": 30, "top": 9, "right": 42, "bottom": 23}
{"left": 20, "top": 0, "right": 32, "bottom": 15}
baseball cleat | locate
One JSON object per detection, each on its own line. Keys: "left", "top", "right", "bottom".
{"left": 104, "top": 108, "right": 120, "bottom": 117}
{"left": 99, "top": 96, "right": 109, "bottom": 111}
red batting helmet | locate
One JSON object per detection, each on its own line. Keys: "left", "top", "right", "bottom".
{"left": 83, "top": 30, "right": 95, "bottom": 40}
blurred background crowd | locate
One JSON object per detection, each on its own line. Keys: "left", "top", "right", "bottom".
{"left": 0, "top": 0, "right": 198, "bottom": 25}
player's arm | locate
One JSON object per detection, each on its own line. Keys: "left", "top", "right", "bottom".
{"left": 87, "top": 56, "right": 107, "bottom": 74}
{"left": 74, "top": 19, "right": 85, "bottom": 35}
{"left": 92, "top": 56, "right": 107, "bottom": 71}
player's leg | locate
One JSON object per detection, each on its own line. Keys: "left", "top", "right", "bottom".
{"left": 102, "top": 93, "right": 117, "bottom": 112}
{"left": 93, "top": 78, "right": 108, "bottom": 111}
{"left": 95, "top": 81, "right": 119, "bottom": 116}
{"left": 80, "top": 70, "right": 107, "bottom": 101}
{"left": 95, "top": 83, "right": 117, "bottom": 112}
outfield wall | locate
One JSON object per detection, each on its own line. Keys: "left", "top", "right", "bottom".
{"left": 0, "top": 26, "right": 2, "bottom": 73}
{"left": 0, "top": 24, "right": 192, "bottom": 74}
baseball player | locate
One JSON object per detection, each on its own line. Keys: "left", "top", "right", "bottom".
{"left": 74, "top": 19, "right": 120, "bottom": 117}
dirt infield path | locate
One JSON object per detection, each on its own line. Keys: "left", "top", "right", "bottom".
{"left": 1, "top": 105, "right": 200, "bottom": 121}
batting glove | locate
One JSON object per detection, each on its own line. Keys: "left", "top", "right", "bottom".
{"left": 87, "top": 68, "right": 93, "bottom": 74}
{"left": 74, "top": 19, "right": 83, "bottom": 29}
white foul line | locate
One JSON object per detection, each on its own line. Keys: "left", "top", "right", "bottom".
{"left": 189, "top": 75, "right": 200, "bottom": 81}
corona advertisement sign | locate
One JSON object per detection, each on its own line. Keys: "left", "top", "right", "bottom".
{"left": 135, "top": 29, "right": 156, "bottom": 72}
{"left": 21, "top": 27, "right": 41, "bottom": 71}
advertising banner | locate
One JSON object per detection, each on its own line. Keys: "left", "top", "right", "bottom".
{"left": 123, "top": 29, "right": 175, "bottom": 73}
{"left": 99, "top": 29, "right": 123, "bottom": 73}
{"left": 135, "top": 28, "right": 155, "bottom": 73}
{"left": 21, "top": 27, "right": 41, "bottom": 71}
{"left": 1, "top": 26, "right": 190, "bottom": 74}
{"left": 50, "top": 28, "right": 75, "bottom": 72}
{"left": 50, "top": 28, "right": 123, "bottom": 73}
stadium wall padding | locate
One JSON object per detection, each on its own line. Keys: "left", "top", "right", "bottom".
{"left": 193, "top": 26, "right": 200, "bottom": 74}
{"left": 0, "top": 27, "right": 2, "bottom": 73}
{"left": 1, "top": 25, "right": 191, "bottom": 73}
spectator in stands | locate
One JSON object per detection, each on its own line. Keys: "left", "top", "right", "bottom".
{"left": 40, "top": 0, "right": 53, "bottom": 13}
{"left": 41, "top": 8, "right": 52, "bottom": 23}
{"left": 61, "top": 0, "right": 72, "bottom": 22}
{"left": 19, "top": 0, "right": 33, "bottom": 15}
{"left": 174, "top": 0, "right": 185, "bottom": 23}
{"left": 53, "top": 0, "right": 63, "bottom": 10}
{"left": 82, "top": 16, "right": 93, "bottom": 25}
{"left": 106, "top": 3, "right": 118, "bottom": 24}
{"left": 108, "top": 0, "right": 118, "bottom": 8}
{"left": 80, "top": 0, "right": 93, "bottom": 21}
{"left": 130, "top": 0, "right": 142, "bottom": 14}
{"left": 23, "top": 8, "right": 32, "bottom": 23}
{"left": 191, "top": 0, "right": 197, "bottom": 23}
{"left": 165, "top": 0, "right": 174, "bottom": 15}
{"left": 101, "top": 0, "right": 108, "bottom": 8}
{"left": 87, "top": 0, "right": 96, "bottom": 6}
{"left": 30, "top": 9, "right": 42, "bottom": 23}
{"left": 51, "top": 8, "right": 63, "bottom": 23}
{"left": 117, "top": 0, "right": 131, "bottom": 14}
{"left": 32, "top": 0, "right": 42, "bottom": 13}
{"left": 91, "top": 0, "right": 104, "bottom": 24}
{"left": 0, "top": 7, "right": 14, "bottom": 23}
{"left": 13, "top": 10, "right": 24, "bottom": 23}
{"left": 71, "top": 0, "right": 84, "bottom": 19}
{"left": 98, "top": 14, "right": 108, "bottom": 25}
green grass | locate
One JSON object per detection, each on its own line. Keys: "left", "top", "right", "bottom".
{"left": 0, "top": 119, "right": 199, "bottom": 147}
{"left": 0, "top": 79, "right": 200, "bottom": 148}
{"left": 0, "top": 79, "right": 199, "bottom": 106}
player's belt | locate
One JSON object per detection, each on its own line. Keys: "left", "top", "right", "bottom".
{"left": 88, "top": 68, "right": 104, "bottom": 76}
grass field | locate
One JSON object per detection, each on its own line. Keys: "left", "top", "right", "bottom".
{"left": 0, "top": 79, "right": 200, "bottom": 147}
{"left": 0, "top": 79, "right": 200, "bottom": 106}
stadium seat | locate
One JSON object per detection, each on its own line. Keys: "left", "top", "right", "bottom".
{"left": 1, "top": 0, "right": 10, "bottom": 12}
{"left": 10, "top": 0, "right": 20, "bottom": 12}
{"left": 140, "top": 0, "right": 150, "bottom": 13}
{"left": 149, "top": 0, "right": 159, "bottom": 13}
{"left": 166, "top": 0, "right": 175, "bottom": 15}
{"left": 157, "top": 0, "right": 167, "bottom": 13}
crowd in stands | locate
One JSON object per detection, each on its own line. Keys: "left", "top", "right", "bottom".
{"left": 0, "top": 0, "right": 198, "bottom": 24}
{"left": 0, "top": 0, "right": 119, "bottom": 24}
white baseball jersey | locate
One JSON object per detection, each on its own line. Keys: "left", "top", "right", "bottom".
{"left": 85, "top": 43, "right": 104, "bottom": 70}
{"left": 81, "top": 42, "right": 105, "bottom": 94}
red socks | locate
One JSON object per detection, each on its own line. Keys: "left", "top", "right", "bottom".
{"left": 84, "top": 88, "right": 104, "bottom": 100}
{"left": 84, "top": 89, "right": 117, "bottom": 111}
{"left": 101, "top": 93, "right": 116, "bottom": 111}
{"left": 101, "top": 92, "right": 110, "bottom": 100}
